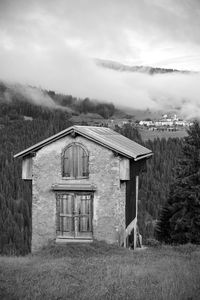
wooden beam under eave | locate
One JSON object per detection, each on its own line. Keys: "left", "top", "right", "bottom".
{"left": 120, "top": 158, "right": 130, "bottom": 180}
{"left": 22, "top": 156, "right": 33, "bottom": 180}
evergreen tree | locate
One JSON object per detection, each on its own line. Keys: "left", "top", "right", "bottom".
{"left": 114, "top": 123, "right": 142, "bottom": 144}
{"left": 156, "top": 121, "right": 200, "bottom": 244}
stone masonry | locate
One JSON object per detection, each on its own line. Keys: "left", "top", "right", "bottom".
{"left": 32, "top": 135, "right": 126, "bottom": 251}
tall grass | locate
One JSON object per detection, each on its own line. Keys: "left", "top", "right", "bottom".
{"left": 0, "top": 242, "right": 200, "bottom": 299}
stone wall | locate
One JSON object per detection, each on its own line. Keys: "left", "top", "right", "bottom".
{"left": 32, "top": 134, "right": 126, "bottom": 251}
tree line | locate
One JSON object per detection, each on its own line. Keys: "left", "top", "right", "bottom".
{"left": 155, "top": 121, "right": 200, "bottom": 244}
{"left": 115, "top": 124, "right": 184, "bottom": 241}
{"left": 0, "top": 81, "right": 116, "bottom": 120}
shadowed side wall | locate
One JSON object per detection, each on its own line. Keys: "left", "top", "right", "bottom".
{"left": 31, "top": 135, "right": 126, "bottom": 251}
{"left": 126, "top": 160, "right": 145, "bottom": 227}
{"left": 125, "top": 160, "right": 146, "bottom": 247}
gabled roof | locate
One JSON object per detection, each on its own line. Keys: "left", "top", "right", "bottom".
{"left": 14, "top": 125, "right": 153, "bottom": 161}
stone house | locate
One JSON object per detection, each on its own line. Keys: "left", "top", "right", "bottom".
{"left": 14, "top": 126, "right": 153, "bottom": 251}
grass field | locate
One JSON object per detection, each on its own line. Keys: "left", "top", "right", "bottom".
{"left": 139, "top": 128, "right": 188, "bottom": 141}
{"left": 0, "top": 242, "right": 200, "bottom": 300}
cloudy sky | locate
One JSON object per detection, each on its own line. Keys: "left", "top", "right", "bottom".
{"left": 0, "top": 0, "right": 200, "bottom": 117}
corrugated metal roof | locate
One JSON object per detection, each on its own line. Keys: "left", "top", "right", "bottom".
{"left": 14, "top": 125, "right": 153, "bottom": 160}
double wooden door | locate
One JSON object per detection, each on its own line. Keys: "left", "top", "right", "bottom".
{"left": 56, "top": 192, "right": 93, "bottom": 239}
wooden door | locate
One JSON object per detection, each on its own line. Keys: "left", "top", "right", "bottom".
{"left": 75, "top": 194, "right": 93, "bottom": 238}
{"left": 56, "top": 193, "right": 75, "bottom": 238}
{"left": 56, "top": 192, "right": 93, "bottom": 239}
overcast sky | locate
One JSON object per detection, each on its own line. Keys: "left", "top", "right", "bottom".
{"left": 0, "top": 0, "right": 200, "bottom": 117}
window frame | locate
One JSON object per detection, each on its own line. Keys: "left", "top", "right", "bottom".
{"left": 62, "top": 142, "right": 89, "bottom": 179}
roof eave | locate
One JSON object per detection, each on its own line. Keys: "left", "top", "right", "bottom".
{"left": 14, "top": 127, "right": 75, "bottom": 158}
{"left": 72, "top": 128, "right": 136, "bottom": 159}
{"left": 74, "top": 127, "right": 153, "bottom": 160}
{"left": 14, "top": 126, "right": 153, "bottom": 161}
{"left": 134, "top": 152, "right": 153, "bottom": 161}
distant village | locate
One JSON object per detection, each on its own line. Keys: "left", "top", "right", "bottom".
{"left": 109, "top": 114, "right": 192, "bottom": 130}
{"left": 1, "top": 112, "right": 191, "bottom": 134}
{"left": 70, "top": 113, "right": 193, "bottom": 131}
{"left": 137, "top": 114, "right": 193, "bottom": 131}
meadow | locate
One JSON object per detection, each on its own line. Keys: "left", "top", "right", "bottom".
{"left": 139, "top": 128, "right": 188, "bottom": 141}
{"left": 0, "top": 242, "right": 200, "bottom": 300}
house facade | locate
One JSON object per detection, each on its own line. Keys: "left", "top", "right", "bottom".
{"left": 14, "top": 126, "right": 152, "bottom": 251}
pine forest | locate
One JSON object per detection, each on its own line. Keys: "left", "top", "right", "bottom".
{"left": 0, "top": 83, "right": 187, "bottom": 254}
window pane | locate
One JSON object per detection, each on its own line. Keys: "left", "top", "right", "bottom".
{"left": 58, "top": 194, "right": 75, "bottom": 234}
{"left": 80, "top": 216, "right": 89, "bottom": 232}
{"left": 62, "top": 217, "right": 74, "bottom": 232}
{"left": 60, "top": 196, "right": 64, "bottom": 214}
{"left": 67, "top": 195, "right": 73, "bottom": 214}
{"left": 56, "top": 196, "right": 60, "bottom": 232}
{"left": 60, "top": 195, "right": 74, "bottom": 214}
{"left": 79, "top": 195, "right": 92, "bottom": 232}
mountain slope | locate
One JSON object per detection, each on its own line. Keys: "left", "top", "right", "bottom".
{"left": 96, "top": 58, "right": 193, "bottom": 75}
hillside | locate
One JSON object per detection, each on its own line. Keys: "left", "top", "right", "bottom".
{"left": 139, "top": 128, "right": 188, "bottom": 141}
{"left": 0, "top": 242, "right": 200, "bottom": 300}
{"left": 0, "top": 81, "right": 116, "bottom": 120}
{"left": 95, "top": 58, "right": 194, "bottom": 75}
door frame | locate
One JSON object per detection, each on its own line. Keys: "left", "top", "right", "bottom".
{"left": 55, "top": 191, "right": 93, "bottom": 240}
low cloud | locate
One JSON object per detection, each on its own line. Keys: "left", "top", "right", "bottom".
{"left": 2, "top": 83, "right": 71, "bottom": 111}
{"left": 14, "top": 85, "right": 58, "bottom": 107}
{"left": 1, "top": 47, "right": 200, "bottom": 119}
{"left": 0, "top": 0, "right": 200, "bottom": 119}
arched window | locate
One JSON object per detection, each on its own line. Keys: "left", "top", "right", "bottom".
{"left": 62, "top": 143, "right": 89, "bottom": 178}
